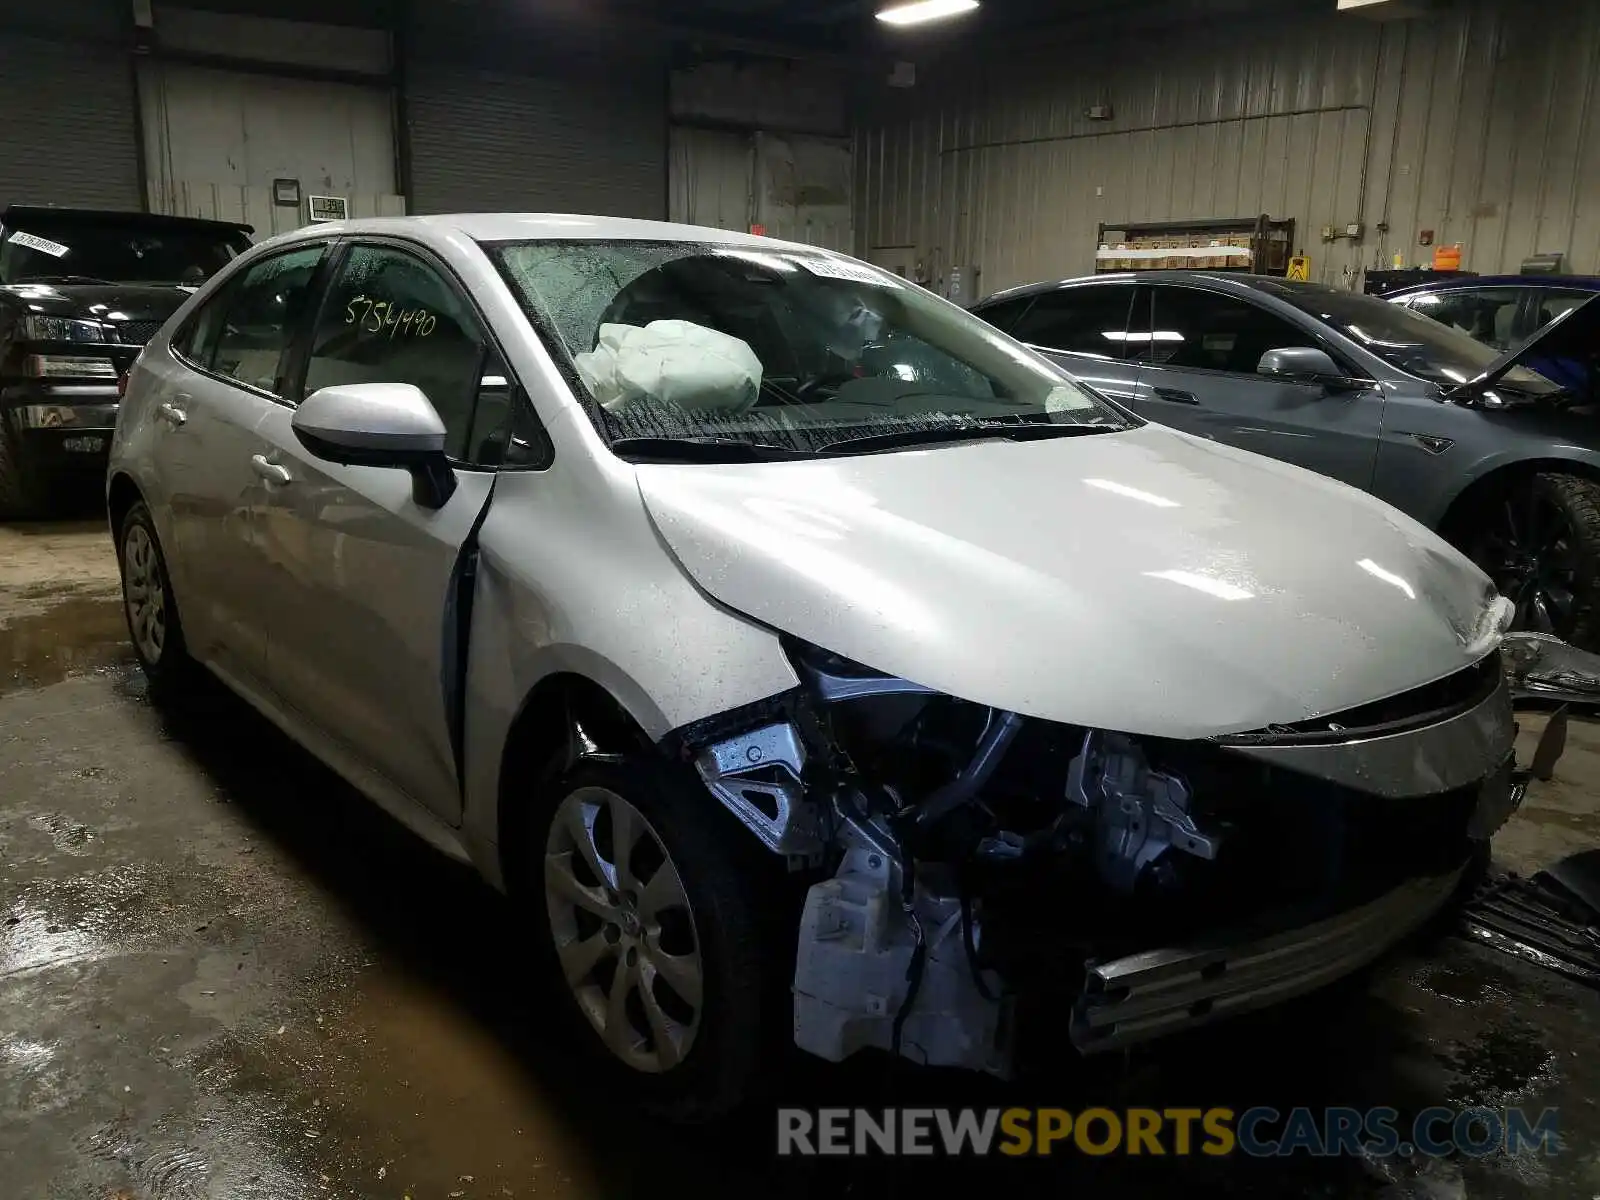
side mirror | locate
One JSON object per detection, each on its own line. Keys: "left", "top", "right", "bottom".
{"left": 292, "top": 382, "right": 458, "bottom": 508}
{"left": 1257, "top": 347, "right": 1367, "bottom": 391}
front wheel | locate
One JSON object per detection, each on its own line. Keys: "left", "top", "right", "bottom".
{"left": 1464, "top": 472, "right": 1600, "bottom": 649}
{"left": 531, "top": 759, "right": 777, "bottom": 1122}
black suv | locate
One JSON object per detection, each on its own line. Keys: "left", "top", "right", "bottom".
{"left": 0, "top": 206, "right": 253, "bottom": 518}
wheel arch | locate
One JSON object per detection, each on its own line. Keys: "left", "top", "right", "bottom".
{"left": 495, "top": 671, "right": 657, "bottom": 892}
{"left": 107, "top": 470, "right": 143, "bottom": 535}
{"left": 1438, "top": 455, "right": 1600, "bottom": 542}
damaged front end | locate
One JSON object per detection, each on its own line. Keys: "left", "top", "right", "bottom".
{"left": 671, "top": 638, "right": 1526, "bottom": 1077}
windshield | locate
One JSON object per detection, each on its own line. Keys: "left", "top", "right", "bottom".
{"left": 0, "top": 218, "right": 249, "bottom": 285}
{"left": 487, "top": 240, "right": 1136, "bottom": 457}
{"left": 1272, "top": 283, "right": 1561, "bottom": 394}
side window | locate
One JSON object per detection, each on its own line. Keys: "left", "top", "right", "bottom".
{"left": 1142, "top": 286, "right": 1312, "bottom": 374}
{"left": 1531, "top": 288, "right": 1595, "bottom": 332}
{"left": 1405, "top": 287, "right": 1523, "bottom": 351}
{"left": 304, "top": 244, "right": 492, "bottom": 463}
{"left": 1010, "top": 287, "right": 1135, "bottom": 357}
{"left": 183, "top": 245, "right": 327, "bottom": 393}
{"left": 971, "top": 296, "right": 1035, "bottom": 334}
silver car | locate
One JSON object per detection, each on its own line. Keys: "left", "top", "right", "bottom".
{"left": 109, "top": 215, "right": 1523, "bottom": 1120}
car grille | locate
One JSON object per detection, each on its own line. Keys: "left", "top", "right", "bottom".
{"left": 110, "top": 320, "right": 164, "bottom": 346}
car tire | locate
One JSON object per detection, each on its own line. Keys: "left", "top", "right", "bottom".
{"left": 528, "top": 757, "right": 781, "bottom": 1123}
{"left": 1464, "top": 472, "right": 1600, "bottom": 650}
{"left": 116, "top": 500, "right": 197, "bottom": 697}
{"left": 0, "top": 416, "right": 45, "bottom": 521}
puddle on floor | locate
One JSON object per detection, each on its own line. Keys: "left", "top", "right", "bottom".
{"left": 0, "top": 595, "right": 132, "bottom": 694}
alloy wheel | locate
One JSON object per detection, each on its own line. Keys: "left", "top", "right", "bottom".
{"left": 544, "top": 786, "right": 704, "bottom": 1073}
{"left": 122, "top": 524, "right": 168, "bottom": 665}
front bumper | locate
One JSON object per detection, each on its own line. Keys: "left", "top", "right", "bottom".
{"left": 1071, "top": 864, "right": 1465, "bottom": 1052}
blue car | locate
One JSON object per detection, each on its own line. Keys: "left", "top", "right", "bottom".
{"left": 1387, "top": 275, "right": 1600, "bottom": 391}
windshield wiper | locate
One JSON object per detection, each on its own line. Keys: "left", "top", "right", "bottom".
{"left": 609, "top": 436, "right": 820, "bottom": 463}
{"left": 817, "top": 421, "right": 1116, "bottom": 455}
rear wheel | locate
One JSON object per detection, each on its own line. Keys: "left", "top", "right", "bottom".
{"left": 530, "top": 758, "right": 777, "bottom": 1123}
{"left": 0, "top": 417, "right": 45, "bottom": 520}
{"left": 117, "top": 500, "right": 197, "bottom": 696}
{"left": 1464, "top": 472, "right": 1600, "bottom": 649}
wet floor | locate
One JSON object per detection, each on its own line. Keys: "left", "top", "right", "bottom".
{"left": 3, "top": 518, "right": 1600, "bottom": 1199}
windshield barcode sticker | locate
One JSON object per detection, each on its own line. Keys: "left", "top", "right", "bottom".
{"left": 8, "top": 231, "right": 69, "bottom": 258}
{"left": 792, "top": 255, "right": 902, "bottom": 288}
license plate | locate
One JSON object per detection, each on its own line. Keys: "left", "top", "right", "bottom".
{"left": 61, "top": 436, "right": 106, "bottom": 453}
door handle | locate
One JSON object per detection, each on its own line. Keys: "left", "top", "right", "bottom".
{"left": 157, "top": 400, "right": 188, "bottom": 426}
{"left": 250, "top": 454, "right": 292, "bottom": 485}
{"left": 1152, "top": 387, "right": 1199, "bottom": 405}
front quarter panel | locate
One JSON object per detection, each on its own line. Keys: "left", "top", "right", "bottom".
{"left": 1372, "top": 390, "right": 1600, "bottom": 528}
{"left": 460, "top": 411, "right": 800, "bottom": 876}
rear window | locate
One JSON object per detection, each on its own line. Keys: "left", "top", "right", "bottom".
{"left": 0, "top": 217, "right": 250, "bottom": 286}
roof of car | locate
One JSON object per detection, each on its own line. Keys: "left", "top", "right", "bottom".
{"left": 265, "top": 212, "right": 797, "bottom": 250}
{"left": 2, "top": 204, "right": 253, "bottom": 235}
{"left": 1383, "top": 273, "right": 1600, "bottom": 296}
{"left": 974, "top": 270, "right": 1324, "bottom": 306}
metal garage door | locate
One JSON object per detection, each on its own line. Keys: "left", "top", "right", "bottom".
{"left": 0, "top": 32, "right": 140, "bottom": 209}
{"left": 406, "top": 58, "right": 666, "bottom": 219}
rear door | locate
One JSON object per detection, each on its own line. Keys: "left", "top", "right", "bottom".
{"left": 152, "top": 241, "right": 331, "bottom": 689}
{"left": 252, "top": 238, "right": 533, "bottom": 825}
{"left": 1000, "top": 282, "right": 1143, "bottom": 406}
{"left": 1128, "top": 283, "right": 1384, "bottom": 490}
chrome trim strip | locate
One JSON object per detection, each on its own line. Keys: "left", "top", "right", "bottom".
{"left": 1219, "top": 673, "right": 1513, "bottom": 798}
{"left": 15, "top": 401, "right": 120, "bottom": 429}
{"left": 1071, "top": 866, "right": 1463, "bottom": 1053}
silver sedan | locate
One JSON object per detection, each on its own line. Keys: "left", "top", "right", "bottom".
{"left": 109, "top": 214, "right": 1524, "bottom": 1120}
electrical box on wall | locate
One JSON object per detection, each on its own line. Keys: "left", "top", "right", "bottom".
{"left": 946, "top": 265, "right": 978, "bottom": 307}
{"left": 1085, "top": 104, "right": 1112, "bottom": 120}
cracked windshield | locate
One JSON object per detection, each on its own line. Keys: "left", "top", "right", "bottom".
{"left": 490, "top": 240, "right": 1135, "bottom": 459}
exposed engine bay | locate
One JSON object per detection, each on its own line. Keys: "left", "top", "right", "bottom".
{"left": 673, "top": 634, "right": 1554, "bottom": 1076}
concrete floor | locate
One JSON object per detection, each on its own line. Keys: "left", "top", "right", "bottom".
{"left": 3, "top": 518, "right": 1600, "bottom": 1200}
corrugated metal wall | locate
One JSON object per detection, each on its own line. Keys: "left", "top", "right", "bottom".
{"left": 857, "top": 0, "right": 1600, "bottom": 297}
{"left": 405, "top": 10, "right": 667, "bottom": 218}
{"left": 0, "top": 3, "right": 141, "bottom": 210}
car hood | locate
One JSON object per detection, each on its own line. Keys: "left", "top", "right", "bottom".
{"left": 1, "top": 282, "right": 195, "bottom": 324}
{"left": 635, "top": 425, "right": 1510, "bottom": 739}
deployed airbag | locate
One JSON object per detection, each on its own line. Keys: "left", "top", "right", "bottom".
{"left": 574, "top": 320, "right": 762, "bottom": 414}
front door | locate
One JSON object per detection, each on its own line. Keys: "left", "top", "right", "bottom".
{"left": 254, "top": 240, "right": 510, "bottom": 824}
{"left": 148, "top": 242, "right": 330, "bottom": 688}
{"left": 1127, "top": 283, "right": 1384, "bottom": 491}
{"left": 1001, "top": 282, "right": 1145, "bottom": 407}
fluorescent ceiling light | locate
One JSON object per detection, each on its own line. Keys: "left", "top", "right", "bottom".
{"left": 876, "top": 0, "right": 979, "bottom": 27}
